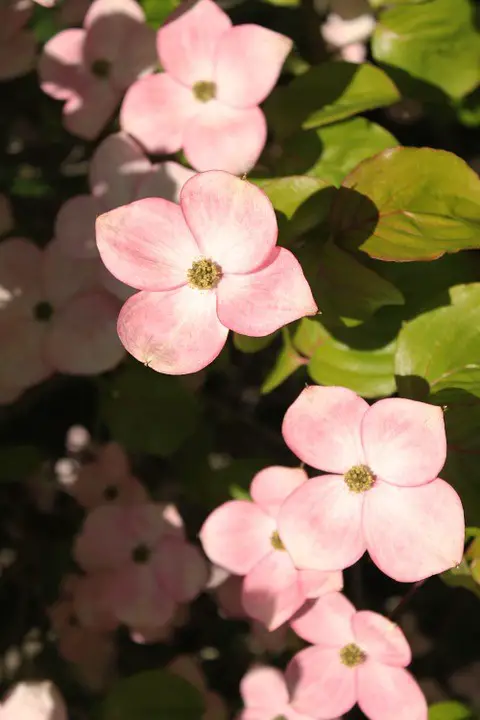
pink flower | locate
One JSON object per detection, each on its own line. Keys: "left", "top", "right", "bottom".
{"left": 238, "top": 665, "right": 319, "bottom": 720}
{"left": 0, "top": 194, "right": 13, "bottom": 236}
{"left": 321, "top": 12, "right": 375, "bottom": 49}
{"left": 200, "top": 466, "right": 342, "bottom": 630}
{"left": 0, "top": 681, "right": 67, "bottom": 720}
{"left": 286, "top": 592, "right": 427, "bottom": 720}
{"left": 96, "top": 170, "right": 317, "bottom": 375}
{"left": 39, "top": 0, "right": 157, "bottom": 139}
{"left": 130, "top": 604, "right": 190, "bottom": 644}
{"left": 277, "top": 386, "right": 465, "bottom": 582}
{"left": 33, "top": 0, "right": 56, "bottom": 5}
{"left": 168, "top": 655, "right": 228, "bottom": 720}
{"left": 74, "top": 503, "right": 208, "bottom": 629}
{"left": 0, "top": 1, "right": 36, "bottom": 81}
{"left": 0, "top": 238, "right": 124, "bottom": 400}
{"left": 120, "top": 0, "right": 292, "bottom": 173}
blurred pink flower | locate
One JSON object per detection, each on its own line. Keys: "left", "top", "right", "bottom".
{"left": 60, "top": 441, "right": 148, "bottom": 508}
{"left": 121, "top": 0, "right": 292, "bottom": 173}
{"left": 96, "top": 170, "right": 317, "bottom": 375}
{"left": 39, "top": 0, "right": 157, "bottom": 139}
{"left": 130, "top": 604, "right": 190, "bottom": 644}
{"left": 74, "top": 503, "right": 208, "bottom": 629}
{"left": 0, "top": 681, "right": 67, "bottom": 720}
{"left": 58, "top": 0, "right": 92, "bottom": 26}
{"left": 277, "top": 386, "right": 465, "bottom": 582}
{"left": 0, "top": 195, "right": 13, "bottom": 236}
{"left": 0, "top": 0, "right": 36, "bottom": 81}
{"left": 0, "top": 238, "right": 125, "bottom": 400}
{"left": 286, "top": 592, "right": 427, "bottom": 720}
{"left": 201, "top": 466, "right": 342, "bottom": 630}
{"left": 168, "top": 655, "right": 228, "bottom": 720}
{"left": 56, "top": 132, "right": 194, "bottom": 299}
{"left": 238, "top": 665, "right": 318, "bottom": 720}
{"left": 321, "top": 12, "right": 375, "bottom": 49}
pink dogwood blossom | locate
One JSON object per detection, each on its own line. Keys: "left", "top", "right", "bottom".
{"left": 39, "top": 0, "right": 157, "bottom": 139}
{"left": 74, "top": 503, "right": 208, "bottom": 629}
{"left": 96, "top": 171, "right": 317, "bottom": 374}
{"left": 0, "top": 238, "right": 124, "bottom": 401}
{"left": 238, "top": 665, "right": 319, "bottom": 720}
{"left": 121, "top": 0, "right": 292, "bottom": 173}
{"left": 200, "top": 466, "right": 342, "bottom": 629}
{"left": 169, "top": 655, "right": 228, "bottom": 720}
{"left": 56, "top": 132, "right": 194, "bottom": 299}
{"left": 277, "top": 386, "right": 465, "bottom": 582}
{"left": 0, "top": 1, "right": 36, "bottom": 81}
{"left": 0, "top": 681, "right": 67, "bottom": 720}
{"left": 286, "top": 592, "right": 427, "bottom": 720}
{"left": 0, "top": 195, "right": 13, "bottom": 236}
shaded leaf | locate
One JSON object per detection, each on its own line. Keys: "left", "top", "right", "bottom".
{"left": 233, "top": 332, "right": 278, "bottom": 354}
{"left": 428, "top": 701, "right": 476, "bottom": 720}
{"left": 261, "top": 329, "right": 306, "bottom": 394}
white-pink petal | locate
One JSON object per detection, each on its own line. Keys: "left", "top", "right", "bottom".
{"left": 39, "top": 29, "right": 85, "bottom": 101}
{"left": 352, "top": 611, "right": 411, "bottom": 667}
{"left": 135, "top": 161, "right": 195, "bottom": 204}
{"left": 55, "top": 195, "right": 99, "bottom": 259}
{"left": 357, "top": 662, "right": 428, "bottom": 720}
{"left": 240, "top": 665, "right": 289, "bottom": 709}
{"left": 299, "top": 569, "right": 343, "bottom": 600}
{"left": 154, "top": 537, "right": 208, "bottom": 602}
{"left": 250, "top": 465, "right": 308, "bottom": 518}
{"left": 290, "top": 591, "right": 356, "bottom": 646}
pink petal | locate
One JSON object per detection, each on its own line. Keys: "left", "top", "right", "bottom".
{"left": 0, "top": 681, "right": 68, "bottom": 720}
{"left": 352, "top": 611, "right": 411, "bottom": 667}
{"left": 115, "top": 21, "right": 157, "bottom": 89}
{"left": 39, "top": 29, "right": 85, "bottom": 101}
{"left": 242, "top": 551, "right": 306, "bottom": 630}
{"left": 282, "top": 386, "right": 368, "bottom": 473}
{"left": 135, "top": 161, "right": 195, "bottom": 204}
{"left": 363, "top": 478, "right": 465, "bottom": 582}
{"left": 96, "top": 198, "right": 198, "bottom": 291}
{"left": 357, "top": 662, "right": 428, "bottom": 720}
{"left": 0, "top": 317, "right": 51, "bottom": 390}
{"left": 0, "top": 194, "right": 13, "bottom": 236}
{"left": 117, "top": 286, "right": 229, "bottom": 374}
{"left": 0, "top": 238, "right": 43, "bottom": 315}
{"left": 62, "top": 85, "right": 120, "bottom": 140}
{"left": 278, "top": 475, "right": 366, "bottom": 571}
{"left": 299, "top": 569, "right": 343, "bottom": 599}
{"left": 240, "top": 665, "right": 289, "bottom": 709}
{"left": 0, "top": 31, "right": 36, "bottom": 81}
{"left": 200, "top": 500, "right": 275, "bottom": 575}
{"left": 217, "top": 248, "right": 317, "bottom": 336}
{"left": 183, "top": 102, "right": 266, "bottom": 174}
{"left": 215, "top": 25, "right": 292, "bottom": 108}
{"left": 180, "top": 171, "right": 277, "bottom": 274}
{"left": 154, "top": 536, "right": 208, "bottom": 602}
{"left": 90, "top": 132, "right": 151, "bottom": 211}
{"left": 55, "top": 195, "right": 99, "bottom": 259}
{"left": 108, "top": 564, "right": 176, "bottom": 628}
{"left": 43, "top": 240, "right": 101, "bottom": 305}
{"left": 250, "top": 465, "right": 308, "bottom": 518}
{"left": 286, "top": 646, "right": 357, "bottom": 718}
{"left": 158, "top": 0, "right": 231, "bottom": 87}
{"left": 362, "top": 398, "right": 447, "bottom": 487}
{"left": 290, "top": 591, "right": 356, "bottom": 646}
{"left": 0, "top": 383, "right": 24, "bottom": 405}
{"left": 120, "top": 73, "right": 198, "bottom": 155}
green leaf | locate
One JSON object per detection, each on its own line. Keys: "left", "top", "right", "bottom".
{"left": 442, "top": 560, "right": 480, "bottom": 601}
{"left": 372, "top": 0, "right": 480, "bottom": 99}
{"left": 276, "top": 117, "right": 399, "bottom": 184}
{"left": 294, "top": 318, "right": 397, "bottom": 398}
{"left": 233, "top": 332, "right": 278, "bottom": 354}
{"left": 264, "top": 62, "right": 400, "bottom": 139}
{"left": 428, "top": 701, "right": 476, "bottom": 720}
{"left": 261, "top": 329, "right": 306, "bottom": 394}
{"left": 102, "top": 670, "right": 204, "bottom": 720}
{"left": 332, "top": 147, "right": 480, "bottom": 261}
{"left": 100, "top": 361, "right": 200, "bottom": 457}
{"left": 0, "top": 446, "right": 44, "bottom": 483}
{"left": 370, "top": 0, "right": 435, "bottom": 5}
{"left": 139, "top": 0, "right": 179, "bottom": 28}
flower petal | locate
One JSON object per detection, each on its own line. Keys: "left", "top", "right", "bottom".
{"left": 108, "top": 564, "right": 176, "bottom": 628}
{"left": 158, "top": 0, "right": 231, "bottom": 87}
{"left": 96, "top": 197, "right": 198, "bottom": 291}
{"left": 215, "top": 25, "right": 292, "bottom": 108}
{"left": 0, "top": 31, "right": 36, "bottom": 81}
{"left": 55, "top": 195, "right": 99, "bottom": 259}
{"left": 357, "top": 662, "right": 428, "bottom": 720}
{"left": 217, "top": 248, "right": 317, "bottom": 336}
{"left": 180, "top": 170, "right": 277, "bottom": 274}
{"left": 250, "top": 465, "right": 308, "bottom": 518}
{"left": 282, "top": 385, "right": 368, "bottom": 473}
{"left": 242, "top": 550, "right": 306, "bottom": 630}
{"left": 200, "top": 500, "right": 275, "bottom": 575}
{"left": 362, "top": 398, "right": 447, "bottom": 487}
{"left": 0, "top": 317, "right": 51, "bottom": 390}
{"left": 278, "top": 474, "right": 366, "bottom": 571}
{"left": 117, "top": 286, "right": 228, "bottom": 374}
{"left": 120, "top": 73, "right": 198, "bottom": 155}
{"left": 363, "top": 478, "right": 465, "bottom": 582}
{"left": 74, "top": 505, "right": 134, "bottom": 571}
{"left": 135, "top": 161, "right": 195, "bottom": 204}
{"left": 154, "top": 536, "right": 208, "bottom": 602}
{"left": 0, "top": 238, "right": 43, "bottom": 316}
{"left": 286, "top": 646, "right": 357, "bottom": 719}
{"left": 43, "top": 240, "right": 101, "bottom": 306}
{"left": 63, "top": 85, "right": 120, "bottom": 140}
{"left": 183, "top": 102, "right": 266, "bottom": 174}
{"left": 240, "top": 665, "right": 289, "bottom": 709}
{"left": 39, "top": 29, "right": 85, "bottom": 101}
{"left": 46, "top": 291, "right": 125, "bottom": 374}
{"left": 290, "top": 591, "right": 355, "bottom": 646}
{"left": 299, "top": 569, "right": 344, "bottom": 599}
{"left": 352, "top": 611, "right": 411, "bottom": 667}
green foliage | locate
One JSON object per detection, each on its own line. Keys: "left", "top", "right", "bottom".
{"left": 233, "top": 332, "right": 278, "bottom": 353}
{"left": 139, "top": 0, "right": 180, "bottom": 28}
{"left": 261, "top": 329, "right": 306, "bottom": 393}
{"left": 428, "top": 700, "right": 477, "bottom": 719}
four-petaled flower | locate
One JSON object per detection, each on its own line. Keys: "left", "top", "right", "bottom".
{"left": 238, "top": 665, "right": 324, "bottom": 720}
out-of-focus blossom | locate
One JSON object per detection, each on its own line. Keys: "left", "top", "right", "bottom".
{"left": 321, "top": 12, "right": 375, "bottom": 64}
{"left": 0, "top": 681, "right": 67, "bottom": 720}
{"left": 0, "top": 1, "right": 36, "bottom": 81}
{"left": 0, "top": 238, "right": 125, "bottom": 401}
{"left": 237, "top": 665, "right": 319, "bottom": 720}
{"left": 58, "top": 0, "right": 92, "bottom": 27}
{"left": 130, "top": 604, "right": 190, "bottom": 644}
{"left": 39, "top": 0, "right": 157, "bottom": 139}
{"left": 168, "top": 655, "right": 228, "bottom": 720}
{"left": 0, "top": 195, "right": 13, "bottom": 237}
{"left": 121, "top": 0, "right": 292, "bottom": 173}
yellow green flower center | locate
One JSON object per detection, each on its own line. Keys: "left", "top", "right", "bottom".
{"left": 91, "top": 59, "right": 111, "bottom": 78}
{"left": 187, "top": 258, "right": 222, "bottom": 290}
{"left": 192, "top": 80, "right": 216, "bottom": 102}
{"left": 270, "top": 530, "right": 286, "bottom": 551}
{"left": 339, "top": 643, "right": 366, "bottom": 667}
{"left": 344, "top": 464, "right": 375, "bottom": 493}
